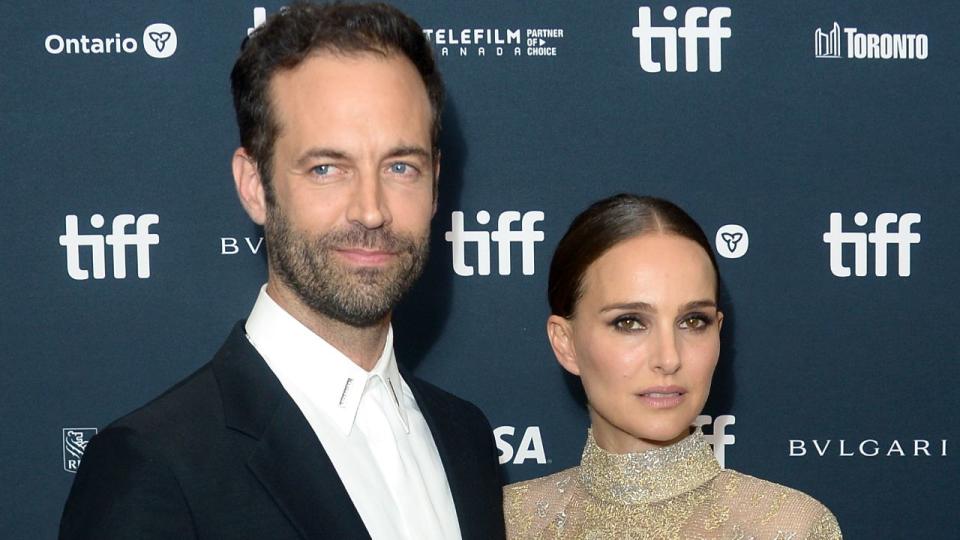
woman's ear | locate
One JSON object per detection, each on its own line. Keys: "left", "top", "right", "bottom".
{"left": 547, "top": 314, "right": 580, "bottom": 376}
{"left": 717, "top": 310, "right": 724, "bottom": 332}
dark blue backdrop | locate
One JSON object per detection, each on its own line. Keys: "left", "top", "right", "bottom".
{"left": 3, "top": 1, "right": 957, "bottom": 538}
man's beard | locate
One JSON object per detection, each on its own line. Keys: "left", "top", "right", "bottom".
{"left": 264, "top": 203, "right": 429, "bottom": 328}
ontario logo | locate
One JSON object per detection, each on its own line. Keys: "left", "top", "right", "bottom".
{"left": 715, "top": 224, "right": 748, "bottom": 259}
{"left": 44, "top": 22, "right": 178, "bottom": 59}
{"left": 63, "top": 428, "right": 97, "bottom": 473}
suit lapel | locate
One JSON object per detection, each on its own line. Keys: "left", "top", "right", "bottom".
{"left": 405, "top": 375, "right": 482, "bottom": 539}
{"left": 213, "top": 322, "right": 370, "bottom": 540}
{"left": 247, "top": 398, "right": 370, "bottom": 539}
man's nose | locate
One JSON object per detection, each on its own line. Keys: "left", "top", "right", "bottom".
{"left": 346, "top": 170, "right": 390, "bottom": 229}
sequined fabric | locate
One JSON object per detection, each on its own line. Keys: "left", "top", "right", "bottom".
{"left": 505, "top": 429, "right": 842, "bottom": 540}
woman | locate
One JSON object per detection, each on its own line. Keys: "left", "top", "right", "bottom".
{"left": 504, "top": 194, "right": 841, "bottom": 539}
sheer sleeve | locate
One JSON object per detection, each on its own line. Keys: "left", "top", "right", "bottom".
{"left": 504, "top": 469, "right": 580, "bottom": 539}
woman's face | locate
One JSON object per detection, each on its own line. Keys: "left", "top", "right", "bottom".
{"left": 548, "top": 233, "right": 722, "bottom": 453}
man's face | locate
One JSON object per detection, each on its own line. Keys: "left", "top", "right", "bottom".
{"left": 262, "top": 51, "right": 437, "bottom": 327}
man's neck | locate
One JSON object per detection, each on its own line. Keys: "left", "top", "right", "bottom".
{"left": 265, "top": 280, "right": 390, "bottom": 371}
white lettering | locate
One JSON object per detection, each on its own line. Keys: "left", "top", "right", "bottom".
{"left": 494, "top": 426, "right": 546, "bottom": 464}
{"left": 44, "top": 33, "right": 139, "bottom": 55}
{"left": 514, "top": 426, "right": 547, "bottom": 464}
{"left": 838, "top": 439, "right": 854, "bottom": 457}
{"left": 221, "top": 238, "right": 239, "bottom": 255}
{"left": 633, "top": 6, "right": 731, "bottom": 73}
{"left": 446, "top": 210, "right": 544, "bottom": 277}
{"left": 45, "top": 34, "right": 64, "bottom": 54}
{"left": 494, "top": 426, "right": 515, "bottom": 464}
{"left": 789, "top": 439, "right": 806, "bottom": 457}
{"left": 823, "top": 212, "right": 921, "bottom": 277}
{"left": 887, "top": 440, "right": 905, "bottom": 456}
{"left": 813, "top": 440, "right": 830, "bottom": 456}
{"left": 245, "top": 237, "right": 264, "bottom": 254}
{"left": 60, "top": 213, "right": 159, "bottom": 280}
{"left": 840, "top": 26, "right": 928, "bottom": 60}
{"left": 694, "top": 414, "right": 736, "bottom": 468}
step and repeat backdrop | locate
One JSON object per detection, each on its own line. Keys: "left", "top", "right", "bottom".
{"left": 3, "top": 1, "right": 958, "bottom": 538}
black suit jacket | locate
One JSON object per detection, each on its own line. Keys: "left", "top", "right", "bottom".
{"left": 60, "top": 322, "right": 505, "bottom": 539}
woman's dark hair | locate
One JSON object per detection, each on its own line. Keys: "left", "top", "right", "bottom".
{"left": 548, "top": 194, "right": 720, "bottom": 318}
{"left": 230, "top": 1, "right": 444, "bottom": 202}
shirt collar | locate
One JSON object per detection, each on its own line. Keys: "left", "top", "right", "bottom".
{"left": 245, "top": 285, "right": 409, "bottom": 436}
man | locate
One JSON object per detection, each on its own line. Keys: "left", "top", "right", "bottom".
{"left": 59, "top": 3, "right": 505, "bottom": 539}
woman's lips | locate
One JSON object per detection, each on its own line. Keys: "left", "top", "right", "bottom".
{"left": 636, "top": 386, "right": 686, "bottom": 409}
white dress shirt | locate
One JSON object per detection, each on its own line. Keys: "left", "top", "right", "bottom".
{"left": 245, "top": 286, "right": 462, "bottom": 540}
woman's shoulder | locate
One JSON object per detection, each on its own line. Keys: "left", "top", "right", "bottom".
{"left": 503, "top": 467, "right": 581, "bottom": 538}
{"left": 714, "top": 469, "right": 842, "bottom": 539}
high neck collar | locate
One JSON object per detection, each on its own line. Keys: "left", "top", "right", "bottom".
{"left": 578, "top": 428, "right": 721, "bottom": 505}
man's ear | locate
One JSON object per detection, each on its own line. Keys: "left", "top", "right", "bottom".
{"left": 232, "top": 147, "right": 267, "bottom": 225}
{"left": 547, "top": 315, "right": 581, "bottom": 376}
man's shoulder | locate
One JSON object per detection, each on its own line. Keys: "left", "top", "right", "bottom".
{"left": 106, "top": 360, "right": 219, "bottom": 438}
{"left": 101, "top": 322, "right": 250, "bottom": 445}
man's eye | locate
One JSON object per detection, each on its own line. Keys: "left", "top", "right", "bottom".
{"left": 312, "top": 164, "right": 332, "bottom": 176}
{"left": 388, "top": 162, "right": 418, "bottom": 175}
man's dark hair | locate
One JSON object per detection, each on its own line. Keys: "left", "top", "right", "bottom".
{"left": 230, "top": 1, "right": 444, "bottom": 201}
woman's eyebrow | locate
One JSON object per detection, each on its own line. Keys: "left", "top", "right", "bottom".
{"left": 600, "top": 301, "right": 655, "bottom": 313}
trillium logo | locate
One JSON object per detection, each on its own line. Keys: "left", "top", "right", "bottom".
{"left": 143, "top": 23, "right": 177, "bottom": 58}
{"left": 715, "top": 224, "right": 748, "bottom": 259}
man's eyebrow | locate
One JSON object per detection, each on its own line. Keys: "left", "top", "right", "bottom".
{"left": 294, "top": 147, "right": 350, "bottom": 168}
{"left": 384, "top": 145, "right": 432, "bottom": 161}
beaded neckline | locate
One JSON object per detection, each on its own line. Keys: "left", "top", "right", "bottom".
{"left": 578, "top": 428, "right": 721, "bottom": 505}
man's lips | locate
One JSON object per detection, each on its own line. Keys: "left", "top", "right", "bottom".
{"left": 334, "top": 247, "right": 398, "bottom": 265}
{"left": 636, "top": 386, "right": 687, "bottom": 409}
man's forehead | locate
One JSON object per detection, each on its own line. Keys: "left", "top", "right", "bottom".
{"left": 269, "top": 48, "right": 416, "bottom": 89}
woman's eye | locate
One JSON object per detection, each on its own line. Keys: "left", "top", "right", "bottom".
{"left": 679, "top": 315, "right": 711, "bottom": 330}
{"left": 614, "top": 317, "right": 645, "bottom": 332}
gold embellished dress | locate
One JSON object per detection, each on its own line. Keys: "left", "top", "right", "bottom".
{"left": 504, "top": 429, "right": 841, "bottom": 539}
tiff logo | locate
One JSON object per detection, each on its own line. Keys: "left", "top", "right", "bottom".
{"left": 248, "top": 7, "right": 267, "bottom": 36}
{"left": 632, "top": 6, "right": 731, "bottom": 73}
{"left": 60, "top": 214, "right": 160, "bottom": 280}
{"left": 694, "top": 414, "right": 735, "bottom": 469}
{"left": 445, "top": 210, "right": 544, "bottom": 276}
{"left": 822, "top": 212, "right": 921, "bottom": 277}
